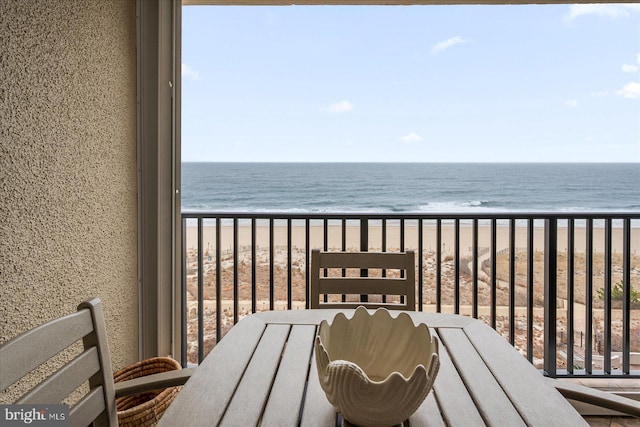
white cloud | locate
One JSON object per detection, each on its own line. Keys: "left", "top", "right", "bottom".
{"left": 565, "top": 100, "right": 580, "bottom": 108}
{"left": 431, "top": 36, "right": 469, "bottom": 55}
{"left": 567, "top": 4, "right": 640, "bottom": 20}
{"left": 325, "top": 100, "right": 354, "bottom": 113}
{"left": 590, "top": 90, "right": 609, "bottom": 97}
{"left": 622, "top": 53, "right": 640, "bottom": 73}
{"left": 400, "top": 132, "right": 424, "bottom": 143}
{"left": 618, "top": 82, "right": 640, "bottom": 99}
{"left": 182, "top": 63, "right": 201, "bottom": 80}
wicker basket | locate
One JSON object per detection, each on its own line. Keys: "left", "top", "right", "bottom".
{"left": 114, "top": 357, "right": 182, "bottom": 427}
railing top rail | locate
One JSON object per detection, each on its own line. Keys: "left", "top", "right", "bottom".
{"left": 181, "top": 211, "right": 640, "bottom": 220}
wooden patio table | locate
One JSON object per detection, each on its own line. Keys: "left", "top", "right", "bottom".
{"left": 159, "top": 309, "right": 587, "bottom": 426}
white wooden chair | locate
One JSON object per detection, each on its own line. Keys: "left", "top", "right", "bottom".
{"left": 0, "top": 298, "right": 194, "bottom": 427}
{"left": 310, "top": 249, "right": 416, "bottom": 310}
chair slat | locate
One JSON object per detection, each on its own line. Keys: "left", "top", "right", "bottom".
{"left": 0, "top": 309, "right": 93, "bottom": 391}
{"left": 318, "top": 277, "right": 408, "bottom": 295}
{"left": 312, "top": 302, "right": 411, "bottom": 310}
{"left": 18, "top": 347, "right": 101, "bottom": 404}
{"left": 319, "top": 251, "right": 411, "bottom": 269}
{"left": 69, "top": 386, "right": 107, "bottom": 427}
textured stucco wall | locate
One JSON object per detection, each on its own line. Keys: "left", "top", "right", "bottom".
{"left": 0, "top": 0, "right": 138, "bottom": 390}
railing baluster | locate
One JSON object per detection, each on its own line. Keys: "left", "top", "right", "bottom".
{"left": 491, "top": 218, "right": 497, "bottom": 329}
{"left": 436, "top": 219, "right": 442, "bottom": 313}
{"left": 473, "top": 219, "right": 478, "bottom": 319}
{"left": 382, "top": 219, "right": 387, "bottom": 305}
{"left": 324, "top": 218, "right": 328, "bottom": 251}
{"left": 324, "top": 219, "right": 329, "bottom": 305}
{"left": 544, "top": 218, "right": 558, "bottom": 378}
{"left": 509, "top": 218, "right": 515, "bottom": 345}
{"left": 360, "top": 218, "right": 369, "bottom": 304}
{"left": 604, "top": 218, "right": 612, "bottom": 374}
{"left": 567, "top": 218, "right": 575, "bottom": 375}
{"left": 454, "top": 219, "right": 460, "bottom": 315}
{"left": 622, "top": 218, "right": 631, "bottom": 374}
{"left": 585, "top": 218, "right": 593, "bottom": 375}
{"left": 197, "top": 217, "right": 204, "bottom": 363}
{"left": 305, "top": 218, "right": 310, "bottom": 308}
{"left": 251, "top": 217, "right": 256, "bottom": 314}
{"left": 287, "top": 218, "right": 292, "bottom": 310}
{"left": 382, "top": 219, "right": 387, "bottom": 252}
{"left": 233, "top": 217, "right": 238, "bottom": 324}
{"left": 527, "top": 218, "right": 534, "bottom": 363}
{"left": 181, "top": 217, "right": 187, "bottom": 367}
{"left": 269, "top": 218, "right": 274, "bottom": 311}
{"left": 341, "top": 218, "right": 346, "bottom": 303}
{"left": 215, "top": 217, "right": 221, "bottom": 343}
{"left": 419, "top": 219, "right": 424, "bottom": 311}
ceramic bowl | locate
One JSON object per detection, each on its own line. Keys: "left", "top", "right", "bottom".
{"left": 314, "top": 306, "right": 439, "bottom": 427}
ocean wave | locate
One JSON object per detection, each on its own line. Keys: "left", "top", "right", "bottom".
{"left": 416, "top": 201, "right": 510, "bottom": 213}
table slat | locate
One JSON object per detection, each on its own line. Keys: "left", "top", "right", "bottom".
{"left": 438, "top": 328, "right": 525, "bottom": 427}
{"left": 158, "top": 315, "right": 267, "bottom": 427}
{"left": 220, "top": 324, "right": 290, "bottom": 426}
{"left": 300, "top": 345, "right": 338, "bottom": 426}
{"left": 430, "top": 329, "right": 486, "bottom": 427}
{"left": 261, "top": 324, "right": 317, "bottom": 425}
{"left": 408, "top": 392, "right": 446, "bottom": 427}
{"left": 463, "top": 321, "right": 589, "bottom": 427}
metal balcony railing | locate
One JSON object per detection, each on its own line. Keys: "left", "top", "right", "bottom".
{"left": 181, "top": 212, "right": 640, "bottom": 378}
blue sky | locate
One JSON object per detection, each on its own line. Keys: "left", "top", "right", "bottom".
{"left": 182, "top": 4, "right": 640, "bottom": 162}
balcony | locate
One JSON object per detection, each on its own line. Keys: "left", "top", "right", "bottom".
{"left": 181, "top": 211, "right": 640, "bottom": 379}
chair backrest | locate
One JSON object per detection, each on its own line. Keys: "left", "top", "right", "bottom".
{"left": 310, "top": 249, "right": 416, "bottom": 310}
{"left": 0, "top": 298, "right": 118, "bottom": 427}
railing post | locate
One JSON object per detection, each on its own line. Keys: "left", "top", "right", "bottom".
{"left": 544, "top": 218, "right": 557, "bottom": 378}
{"left": 197, "top": 217, "right": 204, "bottom": 363}
{"left": 180, "top": 217, "right": 187, "bottom": 367}
{"left": 360, "top": 218, "right": 369, "bottom": 303}
{"left": 623, "top": 218, "right": 631, "bottom": 374}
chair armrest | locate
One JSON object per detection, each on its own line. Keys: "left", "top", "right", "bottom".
{"left": 547, "top": 378, "right": 640, "bottom": 417}
{"left": 115, "top": 367, "right": 196, "bottom": 398}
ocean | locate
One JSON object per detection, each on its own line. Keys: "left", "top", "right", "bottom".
{"left": 181, "top": 163, "right": 640, "bottom": 214}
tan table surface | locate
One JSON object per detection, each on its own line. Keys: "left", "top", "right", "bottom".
{"left": 159, "top": 309, "right": 587, "bottom": 426}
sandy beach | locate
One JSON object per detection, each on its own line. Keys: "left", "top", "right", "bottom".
{"left": 185, "top": 221, "right": 638, "bottom": 256}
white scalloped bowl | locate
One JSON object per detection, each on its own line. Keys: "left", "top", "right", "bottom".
{"left": 315, "top": 307, "right": 440, "bottom": 427}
